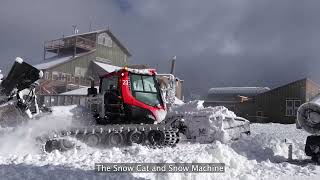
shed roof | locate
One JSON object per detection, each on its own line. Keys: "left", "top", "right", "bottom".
{"left": 60, "top": 86, "right": 99, "bottom": 95}
{"left": 34, "top": 51, "right": 95, "bottom": 70}
{"left": 93, "top": 61, "right": 121, "bottom": 73}
{"left": 257, "top": 78, "right": 320, "bottom": 96}
{"left": 34, "top": 56, "right": 73, "bottom": 70}
{"left": 208, "top": 87, "right": 270, "bottom": 96}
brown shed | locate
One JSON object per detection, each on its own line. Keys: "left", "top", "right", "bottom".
{"left": 204, "top": 78, "right": 320, "bottom": 124}
{"left": 253, "top": 78, "right": 320, "bottom": 124}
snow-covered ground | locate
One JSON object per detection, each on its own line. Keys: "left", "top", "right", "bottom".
{"left": 0, "top": 105, "right": 319, "bottom": 180}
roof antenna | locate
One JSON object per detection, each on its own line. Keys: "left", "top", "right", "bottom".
{"left": 89, "top": 22, "right": 92, "bottom": 32}
{"left": 72, "top": 25, "right": 79, "bottom": 34}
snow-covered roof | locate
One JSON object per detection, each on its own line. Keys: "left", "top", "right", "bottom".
{"left": 64, "top": 29, "right": 106, "bottom": 38}
{"left": 94, "top": 61, "right": 122, "bottom": 73}
{"left": 34, "top": 51, "right": 94, "bottom": 70}
{"left": 34, "top": 56, "right": 73, "bottom": 70}
{"left": 60, "top": 86, "right": 99, "bottom": 95}
{"left": 208, "top": 87, "right": 270, "bottom": 95}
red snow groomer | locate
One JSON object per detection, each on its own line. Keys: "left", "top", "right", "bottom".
{"left": 90, "top": 67, "right": 168, "bottom": 125}
{"left": 43, "top": 67, "right": 182, "bottom": 152}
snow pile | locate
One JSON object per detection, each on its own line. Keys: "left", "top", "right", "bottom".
{"left": 174, "top": 97, "right": 184, "bottom": 105}
{"left": 0, "top": 105, "right": 87, "bottom": 155}
{"left": 1, "top": 124, "right": 318, "bottom": 180}
{"left": 170, "top": 100, "right": 248, "bottom": 143}
{"left": 15, "top": 57, "right": 24, "bottom": 64}
{"left": 0, "top": 105, "right": 319, "bottom": 179}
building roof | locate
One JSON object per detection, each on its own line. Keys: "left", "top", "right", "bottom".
{"left": 258, "top": 78, "right": 320, "bottom": 96}
{"left": 64, "top": 29, "right": 131, "bottom": 56}
{"left": 64, "top": 29, "right": 106, "bottom": 38}
{"left": 59, "top": 86, "right": 98, "bottom": 95}
{"left": 34, "top": 51, "right": 95, "bottom": 70}
{"left": 34, "top": 55, "right": 73, "bottom": 70}
{"left": 208, "top": 87, "right": 270, "bottom": 96}
{"left": 93, "top": 61, "right": 121, "bottom": 73}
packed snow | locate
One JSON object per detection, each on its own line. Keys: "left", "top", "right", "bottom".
{"left": 15, "top": 57, "right": 23, "bottom": 64}
{"left": 170, "top": 100, "right": 249, "bottom": 143}
{"left": 0, "top": 102, "right": 319, "bottom": 180}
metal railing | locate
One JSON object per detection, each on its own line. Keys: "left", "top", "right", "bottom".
{"left": 45, "top": 36, "right": 96, "bottom": 51}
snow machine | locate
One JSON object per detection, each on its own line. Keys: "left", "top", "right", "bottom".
{"left": 0, "top": 57, "right": 43, "bottom": 127}
{"left": 297, "top": 95, "right": 320, "bottom": 163}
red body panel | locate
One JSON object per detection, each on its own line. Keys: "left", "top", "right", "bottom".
{"left": 100, "top": 68, "right": 166, "bottom": 123}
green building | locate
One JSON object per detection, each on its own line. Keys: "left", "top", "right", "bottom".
{"left": 35, "top": 29, "right": 131, "bottom": 95}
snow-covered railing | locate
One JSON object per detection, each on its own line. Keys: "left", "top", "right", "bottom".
{"left": 39, "top": 94, "right": 88, "bottom": 107}
{"left": 44, "top": 36, "right": 96, "bottom": 51}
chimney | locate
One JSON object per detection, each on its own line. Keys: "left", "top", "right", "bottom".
{"left": 170, "top": 56, "right": 177, "bottom": 74}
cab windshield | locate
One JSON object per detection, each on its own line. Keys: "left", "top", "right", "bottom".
{"left": 130, "top": 73, "right": 162, "bottom": 106}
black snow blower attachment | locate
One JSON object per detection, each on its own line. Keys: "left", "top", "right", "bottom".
{"left": 0, "top": 57, "right": 42, "bottom": 127}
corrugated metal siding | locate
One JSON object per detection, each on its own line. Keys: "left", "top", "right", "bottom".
{"left": 95, "top": 32, "right": 128, "bottom": 67}
{"left": 42, "top": 53, "right": 96, "bottom": 87}
{"left": 255, "top": 79, "right": 307, "bottom": 123}
{"left": 49, "top": 53, "right": 95, "bottom": 74}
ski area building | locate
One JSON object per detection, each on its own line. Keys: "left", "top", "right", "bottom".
{"left": 205, "top": 78, "right": 320, "bottom": 124}
{"left": 34, "top": 29, "right": 131, "bottom": 95}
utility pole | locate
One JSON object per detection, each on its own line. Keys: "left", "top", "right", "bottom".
{"left": 72, "top": 25, "right": 78, "bottom": 58}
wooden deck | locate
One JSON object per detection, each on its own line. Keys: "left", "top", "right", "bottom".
{"left": 45, "top": 36, "right": 96, "bottom": 53}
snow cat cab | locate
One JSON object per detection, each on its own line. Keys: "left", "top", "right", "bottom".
{"left": 87, "top": 67, "right": 167, "bottom": 125}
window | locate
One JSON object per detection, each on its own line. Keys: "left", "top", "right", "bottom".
{"left": 52, "top": 72, "right": 59, "bottom": 80}
{"left": 100, "top": 76, "right": 118, "bottom": 93}
{"left": 130, "top": 74, "right": 162, "bottom": 106}
{"left": 286, "top": 99, "right": 301, "bottom": 116}
{"left": 75, "top": 67, "right": 86, "bottom": 77}
{"left": 75, "top": 76, "right": 80, "bottom": 84}
{"left": 66, "top": 74, "right": 72, "bottom": 82}
{"left": 256, "top": 111, "right": 264, "bottom": 117}
{"left": 60, "top": 73, "right": 67, "bottom": 82}
{"left": 98, "top": 33, "right": 112, "bottom": 47}
{"left": 44, "top": 72, "right": 50, "bottom": 79}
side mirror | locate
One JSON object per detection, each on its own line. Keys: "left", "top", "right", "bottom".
{"left": 87, "top": 87, "right": 97, "bottom": 96}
